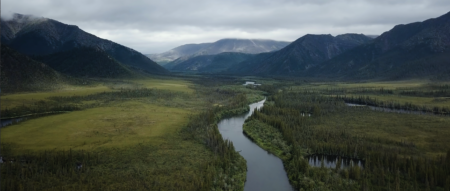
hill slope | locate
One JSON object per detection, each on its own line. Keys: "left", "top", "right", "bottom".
{"left": 314, "top": 11, "right": 450, "bottom": 80}
{"left": 1, "top": 13, "right": 168, "bottom": 74}
{"left": 33, "top": 47, "right": 135, "bottom": 78}
{"left": 148, "top": 38, "right": 290, "bottom": 64}
{"left": 229, "top": 34, "right": 372, "bottom": 75}
{"left": 170, "top": 52, "right": 254, "bottom": 72}
{"left": 1, "top": 45, "right": 68, "bottom": 92}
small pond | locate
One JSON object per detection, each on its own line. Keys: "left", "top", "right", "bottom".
{"left": 345, "top": 103, "right": 432, "bottom": 115}
{"left": 243, "top": 81, "right": 261, "bottom": 86}
{"left": 307, "top": 154, "right": 364, "bottom": 169}
{"left": 1, "top": 117, "right": 27, "bottom": 127}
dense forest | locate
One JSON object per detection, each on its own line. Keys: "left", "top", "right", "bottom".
{"left": 244, "top": 86, "right": 450, "bottom": 191}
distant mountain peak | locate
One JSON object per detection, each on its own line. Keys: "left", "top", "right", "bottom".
{"left": 148, "top": 38, "right": 290, "bottom": 65}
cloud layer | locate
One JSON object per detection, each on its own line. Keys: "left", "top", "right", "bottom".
{"left": 2, "top": 0, "right": 450, "bottom": 53}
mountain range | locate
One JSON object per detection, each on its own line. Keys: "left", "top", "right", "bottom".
{"left": 147, "top": 38, "right": 290, "bottom": 65}
{"left": 228, "top": 33, "right": 373, "bottom": 75}
{"left": 170, "top": 52, "right": 255, "bottom": 72}
{"left": 311, "top": 11, "right": 450, "bottom": 80}
{"left": 1, "top": 13, "right": 167, "bottom": 75}
{"left": 2, "top": 11, "right": 449, "bottom": 87}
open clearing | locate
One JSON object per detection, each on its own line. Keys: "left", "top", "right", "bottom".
{"left": 1, "top": 101, "right": 190, "bottom": 151}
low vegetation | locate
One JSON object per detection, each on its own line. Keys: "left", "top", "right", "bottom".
{"left": 1, "top": 77, "right": 265, "bottom": 191}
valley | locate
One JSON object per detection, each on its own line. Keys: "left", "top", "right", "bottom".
{"left": 1, "top": 7, "right": 450, "bottom": 191}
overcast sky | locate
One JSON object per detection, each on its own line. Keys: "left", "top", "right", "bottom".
{"left": 2, "top": 0, "right": 450, "bottom": 54}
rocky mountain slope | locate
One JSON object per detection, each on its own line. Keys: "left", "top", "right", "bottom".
{"left": 170, "top": 52, "right": 254, "bottom": 72}
{"left": 313, "top": 11, "right": 450, "bottom": 80}
{"left": 1, "top": 13, "right": 167, "bottom": 74}
{"left": 229, "top": 34, "right": 372, "bottom": 75}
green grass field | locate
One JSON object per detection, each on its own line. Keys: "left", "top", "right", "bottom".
{"left": 1, "top": 78, "right": 194, "bottom": 110}
{"left": 1, "top": 100, "right": 190, "bottom": 151}
{"left": 0, "top": 77, "right": 257, "bottom": 190}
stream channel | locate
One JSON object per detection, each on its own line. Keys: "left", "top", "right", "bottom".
{"left": 218, "top": 99, "right": 294, "bottom": 191}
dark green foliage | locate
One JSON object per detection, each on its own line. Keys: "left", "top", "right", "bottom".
{"left": 341, "top": 95, "right": 450, "bottom": 115}
{"left": 33, "top": 47, "right": 134, "bottom": 78}
{"left": 245, "top": 85, "right": 450, "bottom": 190}
{"left": 1, "top": 45, "right": 68, "bottom": 92}
{"left": 0, "top": 143, "right": 217, "bottom": 191}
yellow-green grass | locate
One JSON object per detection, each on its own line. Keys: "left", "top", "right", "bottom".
{"left": 1, "top": 100, "right": 190, "bottom": 152}
{"left": 1, "top": 85, "right": 113, "bottom": 110}
{"left": 130, "top": 78, "right": 194, "bottom": 93}
{"left": 1, "top": 78, "right": 194, "bottom": 110}
{"left": 315, "top": 109, "right": 450, "bottom": 157}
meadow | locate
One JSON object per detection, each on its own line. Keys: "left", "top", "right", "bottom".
{"left": 1, "top": 76, "right": 264, "bottom": 190}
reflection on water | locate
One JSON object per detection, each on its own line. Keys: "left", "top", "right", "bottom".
{"left": 1, "top": 117, "right": 27, "bottom": 127}
{"left": 243, "top": 81, "right": 261, "bottom": 86}
{"left": 218, "top": 99, "right": 294, "bottom": 191}
{"left": 307, "top": 155, "right": 364, "bottom": 169}
{"left": 346, "top": 103, "right": 433, "bottom": 115}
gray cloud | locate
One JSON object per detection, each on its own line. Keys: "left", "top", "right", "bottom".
{"left": 2, "top": 0, "right": 450, "bottom": 53}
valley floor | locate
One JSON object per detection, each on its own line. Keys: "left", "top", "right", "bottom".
{"left": 1, "top": 77, "right": 263, "bottom": 190}
{"left": 2, "top": 77, "right": 450, "bottom": 191}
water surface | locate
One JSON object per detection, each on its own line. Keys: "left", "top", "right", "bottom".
{"left": 307, "top": 154, "right": 364, "bottom": 169}
{"left": 218, "top": 99, "right": 293, "bottom": 191}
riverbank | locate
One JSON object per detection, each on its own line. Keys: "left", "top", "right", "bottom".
{"left": 241, "top": 84, "right": 450, "bottom": 190}
{"left": 0, "top": 77, "right": 264, "bottom": 190}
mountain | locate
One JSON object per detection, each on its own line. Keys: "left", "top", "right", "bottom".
{"left": 170, "top": 52, "right": 254, "bottom": 72}
{"left": 1, "top": 13, "right": 167, "bottom": 74}
{"left": 1, "top": 45, "right": 68, "bottom": 92}
{"left": 148, "top": 38, "right": 290, "bottom": 65}
{"left": 146, "top": 43, "right": 212, "bottom": 65}
{"left": 33, "top": 47, "right": 134, "bottom": 78}
{"left": 229, "top": 34, "right": 372, "bottom": 75}
{"left": 365, "top": 35, "right": 379, "bottom": 39}
{"left": 314, "top": 11, "right": 450, "bottom": 80}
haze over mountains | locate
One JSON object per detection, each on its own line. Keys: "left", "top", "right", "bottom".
{"left": 1, "top": 13, "right": 167, "bottom": 75}
{"left": 147, "top": 38, "right": 290, "bottom": 65}
{"left": 1, "top": 11, "right": 449, "bottom": 91}
{"left": 171, "top": 52, "right": 255, "bottom": 72}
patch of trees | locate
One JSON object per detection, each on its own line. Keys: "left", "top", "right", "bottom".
{"left": 247, "top": 91, "right": 450, "bottom": 190}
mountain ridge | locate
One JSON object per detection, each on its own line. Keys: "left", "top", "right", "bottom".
{"left": 228, "top": 33, "right": 373, "bottom": 75}
{"left": 147, "top": 38, "right": 290, "bottom": 65}
{"left": 1, "top": 45, "right": 69, "bottom": 92}
{"left": 312, "top": 11, "right": 450, "bottom": 80}
{"left": 1, "top": 13, "right": 168, "bottom": 75}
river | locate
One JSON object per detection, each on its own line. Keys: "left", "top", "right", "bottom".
{"left": 218, "top": 99, "right": 294, "bottom": 191}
